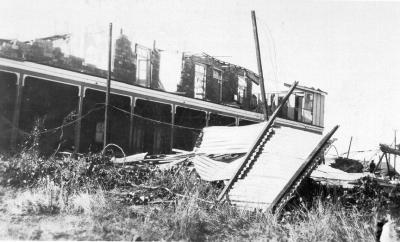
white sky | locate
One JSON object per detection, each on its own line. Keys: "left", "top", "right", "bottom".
{"left": 1, "top": 0, "right": 400, "bottom": 156}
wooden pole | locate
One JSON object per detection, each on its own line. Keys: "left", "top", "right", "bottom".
{"left": 103, "top": 23, "right": 112, "bottom": 149}
{"left": 346, "top": 136, "right": 352, "bottom": 159}
{"left": 251, "top": 10, "right": 268, "bottom": 120}
{"left": 74, "top": 86, "right": 84, "bottom": 153}
{"left": 170, "top": 104, "right": 175, "bottom": 152}
{"left": 394, "top": 130, "right": 397, "bottom": 175}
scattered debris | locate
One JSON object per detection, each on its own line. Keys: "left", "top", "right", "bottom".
{"left": 330, "top": 157, "right": 364, "bottom": 173}
{"left": 112, "top": 152, "right": 147, "bottom": 164}
{"left": 310, "top": 164, "right": 370, "bottom": 188}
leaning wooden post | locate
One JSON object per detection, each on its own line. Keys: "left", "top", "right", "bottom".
{"left": 373, "top": 153, "right": 385, "bottom": 174}
{"left": 346, "top": 136, "right": 353, "bottom": 159}
{"left": 251, "top": 10, "right": 268, "bottom": 120}
{"left": 394, "top": 130, "right": 397, "bottom": 175}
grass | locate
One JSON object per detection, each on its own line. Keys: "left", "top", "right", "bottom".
{"left": 0, "top": 185, "right": 377, "bottom": 241}
{"left": 0, "top": 174, "right": 378, "bottom": 240}
{"left": 0, "top": 147, "right": 380, "bottom": 241}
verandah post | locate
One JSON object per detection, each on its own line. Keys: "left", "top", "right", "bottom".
{"left": 10, "top": 73, "right": 24, "bottom": 151}
{"left": 74, "top": 86, "right": 84, "bottom": 154}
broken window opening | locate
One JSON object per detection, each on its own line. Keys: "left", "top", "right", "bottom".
{"left": 208, "top": 113, "right": 236, "bottom": 126}
{"left": 212, "top": 68, "right": 222, "bottom": 81}
{"left": 239, "top": 119, "right": 258, "bottom": 126}
{"left": 302, "top": 93, "right": 314, "bottom": 124}
{"left": 194, "top": 64, "right": 206, "bottom": 100}
{"left": 133, "top": 99, "right": 172, "bottom": 155}
{"left": 135, "top": 45, "right": 151, "bottom": 87}
{"left": 237, "top": 75, "right": 247, "bottom": 104}
{"left": 174, "top": 107, "right": 206, "bottom": 151}
{"left": 19, "top": 77, "right": 79, "bottom": 155}
{"left": 80, "top": 89, "right": 131, "bottom": 153}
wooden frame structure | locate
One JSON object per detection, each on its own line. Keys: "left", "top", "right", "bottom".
{"left": 374, "top": 144, "right": 400, "bottom": 179}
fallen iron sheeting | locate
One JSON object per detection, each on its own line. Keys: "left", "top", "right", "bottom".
{"left": 112, "top": 152, "right": 148, "bottom": 164}
{"left": 310, "top": 164, "right": 371, "bottom": 188}
{"left": 194, "top": 122, "right": 265, "bottom": 155}
{"left": 330, "top": 157, "right": 364, "bottom": 173}
{"left": 192, "top": 155, "right": 243, "bottom": 181}
{"left": 111, "top": 151, "right": 195, "bottom": 166}
{"left": 191, "top": 119, "right": 339, "bottom": 212}
{"left": 227, "top": 125, "right": 326, "bottom": 210}
{"left": 192, "top": 154, "right": 371, "bottom": 189}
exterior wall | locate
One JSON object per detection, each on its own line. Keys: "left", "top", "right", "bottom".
{"left": 113, "top": 34, "right": 136, "bottom": 85}
{"left": 178, "top": 55, "right": 199, "bottom": 98}
{"left": 178, "top": 54, "right": 254, "bottom": 110}
{"left": 150, "top": 50, "right": 161, "bottom": 90}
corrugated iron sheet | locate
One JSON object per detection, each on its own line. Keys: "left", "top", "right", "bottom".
{"left": 310, "top": 164, "right": 369, "bottom": 188}
{"left": 228, "top": 126, "right": 322, "bottom": 210}
{"left": 192, "top": 155, "right": 243, "bottom": 181}
{"left": 194, "top": 122, "right": 266, "bottom": 154}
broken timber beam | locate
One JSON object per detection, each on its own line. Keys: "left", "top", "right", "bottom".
{"left": 380, "top": 144, "right": 400, "bottom": 156}
{"left": 217, "top": 81, "right": 298, "bottom": 203}
{"left": 373, "top": 153, "right": 385, "bottom": 174}
{"left": 384, "top": 153, "right": 392, "bottom": 179}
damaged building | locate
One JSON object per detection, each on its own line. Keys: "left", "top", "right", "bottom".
{"left": 0, "top": 36, "right": 327, "bottom": 156}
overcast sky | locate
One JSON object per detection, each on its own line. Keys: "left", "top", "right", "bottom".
{"left": 1, "top": 0, "right": 400, "bottom": 156}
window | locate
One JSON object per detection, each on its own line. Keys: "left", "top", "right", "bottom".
{"left": 213, "top": 68, "right": 222, "bottom": 81}
{"left": 95, "top": 122, "right": 104, "bottom": 143}
{"left": 136, "top": 45, "right": 151, "bottom": 87}
{"left": 237, "top": 75, "right": 247, "bottom": 104}
{"left": 194, "top": 64, "right": 206, "bottom": 99}
{"left": 137, "top": 60, "right": 148, "bottom": 83}
{"left": 302, "top": 93, "right": 314, "bottom": 124}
